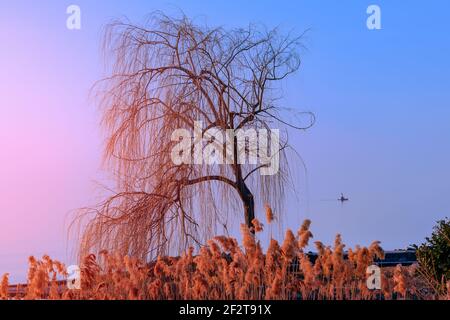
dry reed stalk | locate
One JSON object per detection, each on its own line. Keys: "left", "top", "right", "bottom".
{"left": 241, "top": 224, "right": 257, "bottom": 256}
{"left": 393, "top": 264, "right": 407, "bottom": 299}
{"left": 281, "top": 229, "right": 297, "bottom": 263}
{"left": 81, "top": 254, "right": 100, "bottom": 291}
{"left": 251, "top": 218, "right": 264, "bottom": 233}
{"left": 0, "top": 273, "right": 9, "bottom": 300}
{"left": 298, "top": 219, "right": 313, "bottom": 249}
{"left": 447, "top": 281, "right": 450, "bottom": 300}
{"left": 265, "top": 204, "right": 274, "bottom": 224}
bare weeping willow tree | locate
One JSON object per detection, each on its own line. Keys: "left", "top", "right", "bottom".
{"left": 78, "top": 12, "right": 314, "bottom": 260}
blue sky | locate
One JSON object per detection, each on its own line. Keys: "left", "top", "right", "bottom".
{"left": 0, "top": 0, "right": 449, "bottom": 281}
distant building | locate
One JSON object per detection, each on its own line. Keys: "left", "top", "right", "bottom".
{"left": 374, "top": 249, "right": 417, "bottom": 267}
{"left": 304, "top": 249, "right": 417, "bottom": 267}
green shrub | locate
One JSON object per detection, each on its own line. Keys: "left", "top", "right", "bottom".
{"left": 415, "top": 218, "right": 450, "bottom": 295}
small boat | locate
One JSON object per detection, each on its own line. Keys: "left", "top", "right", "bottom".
{"left": 339, "top": 193, "right": 349, "bottom": 202}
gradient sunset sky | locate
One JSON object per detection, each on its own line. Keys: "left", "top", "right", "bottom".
{"left": 0, "top": 0, "right": 449, "bottom": 282}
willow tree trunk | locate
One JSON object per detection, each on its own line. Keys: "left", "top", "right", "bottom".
{"left": 237, "top": 179, "right": 255, "bottom": 229}
{"left": 232, "top": 124, "right": 255, "bottom": 231}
